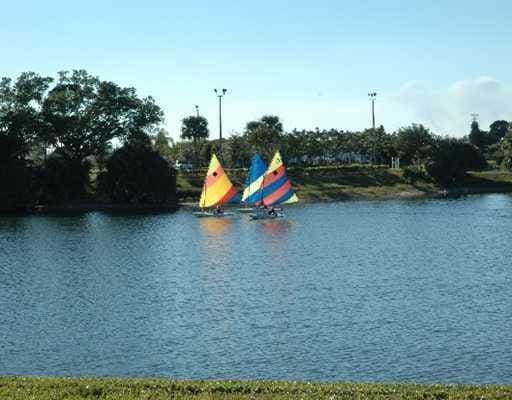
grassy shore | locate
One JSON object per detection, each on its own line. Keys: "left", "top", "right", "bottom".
{"left": 177, "top": 165, "right": 512, "bottom": 203}
{"left": 1, "top": 377, "right": 511, "bottom": 399}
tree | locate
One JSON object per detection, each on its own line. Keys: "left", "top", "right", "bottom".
{"left": 40, "top": 149, "right": 92, "bottom": 204}
{"left": 501, "top": 130, "right": 512, "bottom": 170}
{"left": 42, "top": 70, "right": 163, "bottom": 161}
{"left": 0, "top": 72, "right": 53, "bottom": 158}
{"left": 98, "top": 138, "right": 176, "bottom": 204}
{"left": 0, "top": 72, "right": 53, "bottom": 210}
{"left": 468, "top": 121, "right": 488, "bottom": 151}
{"left": 244, "top": 115, "right": 283, "bottom": 160}
{"left": 40, "top": 70, "right": 163, "bottom": 201}
{"left": 426, "top": 138, "right": 487, "bottom": 184}
{"left": 226, "top": 134, "right": 251, "bottom": 168}
{"left": 394, "top": 124, "right": 435, "bottom": 166}
{"left": 489, "top": 120, "right": 509, "bottom": 143}
{"left": 153, "top": 128, "right": 174, "bottom": 160}
{"left": 362, "top": 126, "right": 394, "bottom": 165}
{"left": 181, "top": 115, "right": 209, "bottom": 167}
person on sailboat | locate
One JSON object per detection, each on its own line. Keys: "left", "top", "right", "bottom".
{"left": 214, "top": 205, "right": 224, "bottom": 215}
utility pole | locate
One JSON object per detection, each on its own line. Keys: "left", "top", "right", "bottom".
{"left": 471, "top": 113, "right": 479, "bottom": 123}
{"left": 368, "top": 92, "right": 377, "bottom": 130}
{"left": 195, "top": 105, "right": 199, "bottom": 117}
{"left": 214, "top": 88, "right": 227, "bottom": 158}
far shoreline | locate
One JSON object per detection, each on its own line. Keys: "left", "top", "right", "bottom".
{"left": 2, "top": 168, "right": 512, "bottom": 216}
{"left": 3, "top": 185, "right": 512, "bottom": 216}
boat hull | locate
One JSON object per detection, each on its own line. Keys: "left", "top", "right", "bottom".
{"left": 193, "top": 211, "right": 235, "bottom": 218}
{"left": 237, "top": 207, "right": 254, "bottom": 213}
{"left": 249, "top": 209, "right": 284, "bottom": 220}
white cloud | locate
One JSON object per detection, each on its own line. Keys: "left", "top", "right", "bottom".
{"left": 394, "top": 76, "right": 512, "bottom": 136}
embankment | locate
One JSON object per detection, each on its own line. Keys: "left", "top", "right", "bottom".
{"left": 177, "top": 165, "right": 512, "bottom": 203}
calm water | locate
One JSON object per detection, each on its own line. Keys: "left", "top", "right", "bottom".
{"left": 1, "top": 195, "right": 512, "bottom": 383}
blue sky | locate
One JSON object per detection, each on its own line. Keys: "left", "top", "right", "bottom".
{"left": 1, "top": 0, "right": 511, "bottom": 138}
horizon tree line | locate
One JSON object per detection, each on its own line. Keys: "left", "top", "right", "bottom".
{"left": 1, "top": 70, "right": 512, "bottom": 211}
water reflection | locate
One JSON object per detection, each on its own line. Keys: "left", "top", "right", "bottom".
{"left": 198, "top": 217, "right": 234, "bottom": 237}
{"left": 197, "top": 217, "right": 235, "bottom": 264}
{"left": 257, "top": 219, "right": 292, "bottom": 237}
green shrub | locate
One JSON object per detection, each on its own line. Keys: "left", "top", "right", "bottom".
{"left": 426, "top": 139, "right": 487, "bottom": 184}
{"left": 402, "top": 166, "right": 430, "bottom": 183}
{"left": 40, "top": 149, "right": 92, "bottom": 204}
{"left": 0, "top": 158, "right": 38, "bottom": 212}
{"left": 99, "top": 141, "right": 176, "bottom": 204}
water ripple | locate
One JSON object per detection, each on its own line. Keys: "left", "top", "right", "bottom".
{"left": 1, "top": 195, "right": 512, "bottom": 383}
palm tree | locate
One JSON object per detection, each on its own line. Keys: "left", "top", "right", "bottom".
{"left": 181, "top": 116, "right": 209, "bottom": 167}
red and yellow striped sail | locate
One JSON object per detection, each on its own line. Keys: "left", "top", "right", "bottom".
{"left": 261, "top": 151, "right": 299, "bottom": 206}
{"left": 199, "top": 154, "right": 240, "bottom": 208}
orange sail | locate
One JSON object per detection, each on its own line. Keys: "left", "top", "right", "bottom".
{"left": 199, "top": 154, "right": 240, "bottom": 208}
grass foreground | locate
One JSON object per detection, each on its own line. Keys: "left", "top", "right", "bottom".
{"left": 1, "top": 377, "right": 512, "bottom": 400}
{"left": 177, "top": 165, "right": 512, "bottom": 203}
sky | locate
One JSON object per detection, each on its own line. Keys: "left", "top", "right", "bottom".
{"left": 1, "top": 0, "right": 511, "bottom": 139}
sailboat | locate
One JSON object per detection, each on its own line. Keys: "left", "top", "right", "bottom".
{"left": 237, "top": 152, "right": 268, "bottom": 213}
{"left": 193, "top": 153, "right": 240, "bottom": 217}
{"left": 250, "top": 150, "right": 298, "bottom": 220}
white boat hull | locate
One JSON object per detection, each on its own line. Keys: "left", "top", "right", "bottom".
{"left": 193, "top": 211, "right": 235, "bottom": 218}
{"left": 237, "top": 207, "right": 254, "bottom": 213}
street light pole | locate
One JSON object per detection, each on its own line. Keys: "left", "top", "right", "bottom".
{"left": 195, "top": 105, "right": 199, "bottom": 117}
{"left": 368, "top": 92, "right": 377, "bottom": 130}
{"left": 214, "top": 88, "right": 227, "bottom": 158}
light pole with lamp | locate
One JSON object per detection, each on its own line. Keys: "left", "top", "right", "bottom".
{"left": 214, "top": 88, "right": 227, "bottom": 158}
{"left": 368, "top": 92, "right": 377, "bottom": 130}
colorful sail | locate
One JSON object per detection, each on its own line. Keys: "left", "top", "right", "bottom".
{"left": 241, "top": 153, "right": 268, "bottom": 205}
{"left": 260, "top": 151, "right": 299, "bottom": 206}
{"left": 199, "top": 154, "right": 240, "bottom": 208}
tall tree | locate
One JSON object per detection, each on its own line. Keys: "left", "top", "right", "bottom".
{"left": 0, "top": 72, "right": 53, "bottom": 210}
{"left": 42, "top": 70, "right": 163, "bottom": 161}
{"left": 244, "top": 115, "right": 283, "bottom": 160}
{"left": 500, "top": 130, "right": 512, "bottom": 170}
{"left": 0, "top": 72, "right": 53, "bottom": 159}
{"left": 227, "top": 134, "right": 251, "bottom": 168}
{"left": 40, "top": 70, "right": 163, "bottom": 202}
{"left": 362, "top": 125, "right": 394, "bottom": 165}
{"left": 468, "top": 120, "right": 487, "bottom": 151}
{"left": 394, "top": 124, "right": 435, "bottom": 166}
{"left": 489, "top": 120, "right": 509, "bottom": 143}
{"left": 153, "top": 128, "right": 173, "bottom": 160}
{"left": 181, "top": 115, "right": 209, "bottom": 167}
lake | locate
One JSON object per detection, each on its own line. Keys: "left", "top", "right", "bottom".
{"left": 1, "top": 194, "right": 511, "bottom": 383}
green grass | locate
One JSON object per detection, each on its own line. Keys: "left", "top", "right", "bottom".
{"left": 177, "top": 165, "right": 512, "bottom": 204}
{"left": 177, "top": 165, "right": 440, "bottom": 203}
{"left": 1, "top": 377, "right": 511, "bottom": 399}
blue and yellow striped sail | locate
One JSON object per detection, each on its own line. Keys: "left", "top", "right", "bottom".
{"left": 241, "top": 153, "right": 268, "bottom": 205}
{"left": 261, "top": 151, "right": 299, "bottom": 206}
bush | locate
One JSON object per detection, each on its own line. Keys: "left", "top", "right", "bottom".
{"left": 40, "top": 149, "right": 92, "bottom": 204}
{"left": 402, "top": 166, "right": 430, "bottom": 183}
{"left": 426, "top": 139, "right": 487, "bottom": 184}
{"left": 99, "top": 142, "right": 176, "bottom": 204}
{"left": 0, "top": 158, "right": 38, "bottom": 212}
